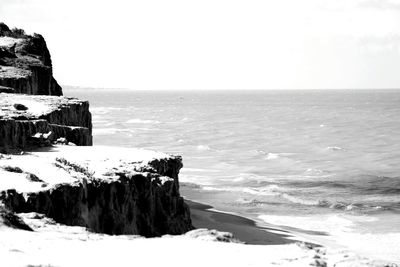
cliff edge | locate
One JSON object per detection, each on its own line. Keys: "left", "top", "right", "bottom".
{"left": 0, "top": 93, "right": 92, "bottom": 152}
{"left": 0, "top": 146, "right": 193, "bottom": 236}
{"left": 0, "top": 22, "right": 62, "bottom": 96}
{"left": 0, "top": 23, "right": 193, "bottom": 237}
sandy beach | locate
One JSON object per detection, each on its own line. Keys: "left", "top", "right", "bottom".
{"left": 187, "top": 200, "right": 299, "bottom": 245}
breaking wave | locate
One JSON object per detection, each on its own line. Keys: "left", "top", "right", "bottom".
{"left": 197, "top": 145, "right": 212, "bottom": 151}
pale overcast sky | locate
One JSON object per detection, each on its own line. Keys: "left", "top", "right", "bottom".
{"left": 1, "top": 0, "right": 400, "bottom": 89}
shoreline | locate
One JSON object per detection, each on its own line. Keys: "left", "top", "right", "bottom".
{"left": 186, "top": 199, "right": 318, "bottom": 246}
{"left": 185, "top": 198, "right": 400, "bottom": 265}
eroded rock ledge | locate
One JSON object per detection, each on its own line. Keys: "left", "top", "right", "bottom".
{"left": 0, "top": 23, "right": 193, "bottom": 239}
{"left": 0, "top": 22, "right": 62, "bottom": 96}
{"left": 0, "top": 93, "right": 92, "bottom": 151}
{"left": 0, "top": 146, "right": 193, "bottom": 236}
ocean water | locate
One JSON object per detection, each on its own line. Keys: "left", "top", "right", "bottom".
{"left": 67, "top": 88, "right": 400, "bottom": 262}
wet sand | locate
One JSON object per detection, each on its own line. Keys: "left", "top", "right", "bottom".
{"left": 187, "top": 200, "right": 302, "bottom": 245}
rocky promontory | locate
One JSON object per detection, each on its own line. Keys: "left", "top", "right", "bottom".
{"left": 0, "top": 23, "right": 91, "bottom": 151}
{"left": 0, "top": 22, "right": 193, "bottom": 238}
{"left": 0, "top": 146, "right": 193, "bottom": 236}
{"left": 0, "top": 93, "right": 92, "bottom": 152}
{"left": 0, "top": 22, "right": 62, "bottom": 96}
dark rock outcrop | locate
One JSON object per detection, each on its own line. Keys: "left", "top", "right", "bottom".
{"left": 0, "top": 24, "right": 91, "bottom": 150}
{"left": 0, "top": 206, "right": 33, "bottom": 231}
{"left": 0, "top": 85, "right": 14, "bottom": 93}
{"left": 0, "top": 22, "right": 62, "bottom": 96}
{"left": 0, "top": 93, "right": 92, "bottom": 151}
{"left": 0, "top": 23, "right": 193, "bottom": 240}
{"left": 0, "top": 153, "right": 193, "bottom": 236}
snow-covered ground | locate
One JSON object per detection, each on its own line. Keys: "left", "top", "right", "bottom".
{"left": 0, "top": 93, "right": 85, "bottom": 118}
{"left": 0, "top": 145, "right": 172, "bottom": 193}
{"left": 0, "top": 37, "right": 23, "bottom": 48}
{"left": 0, "top": 212, "right": 380, "bottom": 267}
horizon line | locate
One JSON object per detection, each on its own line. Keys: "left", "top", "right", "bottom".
{"left": 62, "top": 85, "right": 400, "bottom": 91}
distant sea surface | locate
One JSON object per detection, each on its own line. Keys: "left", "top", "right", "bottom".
{"left": 67, "top": 88, "right": 400, "bottom": 263}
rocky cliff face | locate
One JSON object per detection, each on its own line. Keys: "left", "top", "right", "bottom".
{"left": 0, "top": 23, "right": 92, "bottom": 150}
{"left": 0, "top": 93, "right": 92, "bottom": 151}
{"left": 0, "top": 23, "right": 193, "bottom": 239}
{"left": 0, "top": 146, "right": 193, "bottom": 236}
{"left": 0, "top": 22, "right": 62, "bottom": 96}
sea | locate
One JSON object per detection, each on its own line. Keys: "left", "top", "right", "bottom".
{"left": 66, "top": 88, "right": 400, "bottom": 263}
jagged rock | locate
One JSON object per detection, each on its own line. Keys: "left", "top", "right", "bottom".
{"left": 26, "top": 173, "right": 45, "bottom": 183}
{"left": 0, "top": 22, "right": 62, "bottom": 96}
{"left": 13, "top": 103, "right": 28, "bottom": 110}
{"left": 54, "top": 137, "right": 68, "bottom": 145}
{"left": 0, "top": 206, "right": 33, "bottom": 231}
{"left": 0, "top": 93, "right": 92, "bottom": 151}
{"left": 1, "top": 165, "right": 23, "bottom": 173}
{"left": 310, "top": 259, "right": 327, "bottom": 267}
{"left": 50, "top": 124, "right": 91, "bottom": 146}
{"left": 0, "top": 22, "right": 11, "bottom": 33}
{"left": 0, "top": 153, "right": 10, "bottom": 159}
{"left": 0, "top": 146, "right": 193, "bottom": 237}
{"left": 184, "top": 229, "right": 243, "bottom": 243}
{"left": 29, "top": 131, "right": 53, "bottom": 147}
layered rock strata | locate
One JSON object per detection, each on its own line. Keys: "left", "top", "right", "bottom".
{"left": 0, "top": 23, "right": 193, "bottom": 239}
{"left": 0, "top": 22, "right": 62, "bottom": 96}
{"left": 0, "top": 93, "right": 92, "bottom": 151}
{"left": 0, "top": 146, "right": 193, "bottom": 236}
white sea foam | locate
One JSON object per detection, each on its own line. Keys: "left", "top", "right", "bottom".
{"left": 259, "top": 213, "right": 400, "bottom": 263}
{"left": 254, "top": 149, "right": 268, "bottom": 155}
{"left": 265, "top": 153, "right": 280, "bottom": 160}
{"left": 259, "top": 214, "right": 355, "bottom": 236}
{"left": 280, "top": 193, "right": 320, "bottom": 206}
{"left": 201, "top": 185, "right": 283, "bottom": 197}
{"left": 304, "top": 168, "right": 327, "bottom": 175}
{"left": 254, "top": 150, "right": 283, "bottom": 160}
{"left": 197, "top": 145, "right": 211, "bottom": 151}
